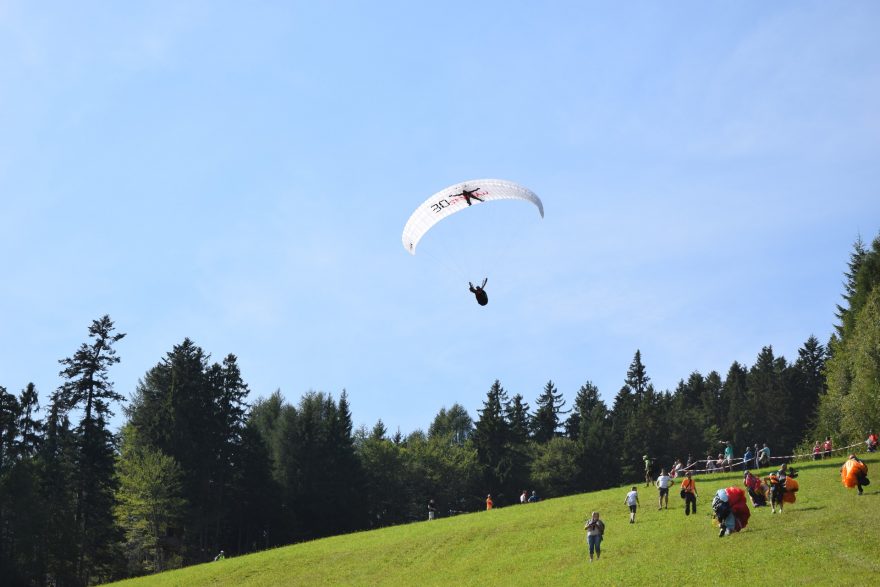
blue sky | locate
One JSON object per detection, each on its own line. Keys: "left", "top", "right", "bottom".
{"left": 1, "top": 1, "right": 878, "bottom": 435}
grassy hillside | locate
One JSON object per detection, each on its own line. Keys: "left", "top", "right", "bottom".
{"left": 107, "top": 454, "right": 880, "bottom": 586}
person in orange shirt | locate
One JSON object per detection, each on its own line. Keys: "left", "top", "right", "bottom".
{"left": 486, "top": 494, "right": 494, "bottom": 510}
{"left": 680, "top": 472, "right": 698, "bottom": 515}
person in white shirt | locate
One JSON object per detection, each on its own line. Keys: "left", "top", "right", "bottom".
{"left": 656, "top": 469, "right": 674, "bottom": 510}
{"left": 624, "top": 486, "right": 640, "bottom": 523}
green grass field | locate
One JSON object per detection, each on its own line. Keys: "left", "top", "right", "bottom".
{"left": 106, "top": 454, "right": 880, "bottom": 586}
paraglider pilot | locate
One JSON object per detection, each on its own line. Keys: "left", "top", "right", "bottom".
{"left": 469, "top": 278, "right": 488, "bottom": 306}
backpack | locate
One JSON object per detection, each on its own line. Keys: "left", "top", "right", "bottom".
{"left": 712, "top": 495, "right": 731, "bottom": 522}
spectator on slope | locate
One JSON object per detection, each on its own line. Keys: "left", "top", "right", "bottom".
{"left": 757, "top": 443, "right": 771, "bottom": 468}
{"left": 643, "top": 455, "right": 654, "bottom": 487}
{"left": 656, "top": 469, "right": 674, "bottom": 510}
{"left": 528, "top": 490, "right": 538, "bottom": 503}
{"left": 841, "top": 454, "right": 870, "bottom": 495}
{"left": 520, "top": 489, "right": 528, "bottom": 504}
{"left": 624, "top": 486, "right": 639, "bottom": 524}
{"left": 813, "top": 441, "right": 822, "bottom": 461}
{"left": 670, "top": 458, "right": 683, "bottom": 478}
{"left": 214, "top": 550, "right": 225, "bottom": 561}
{"left": 720, "top": 441, "right": 735, "bottom": 472}
{"left": 823, "top": 436, "right": 833, "bottom": 459}
{"left": 743, "top": 447, "right": 754, "bottom": 472}
{"left": 866, "top": 431, "right": 878, "bottom": 453}
{"left": 584, "top": 511, "right": 605, "bottom": 562}
{"left": 706, "top": 453, "right": 717, "bottom": 473}
{"left": 680, "top": 472, "right": 698, "bottom": 516}
{"left": 428, "top": 499, "right": 437, "bottom": 521}
{"left": 486, "top": 494, "right": 494, "bottom": 510}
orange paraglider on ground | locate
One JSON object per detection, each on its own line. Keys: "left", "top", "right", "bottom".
{"left": 841, "top": 455, "right": 869, "bottom": 494}
{"left": 782, "top": 477, "right": 799, "bottom": 503}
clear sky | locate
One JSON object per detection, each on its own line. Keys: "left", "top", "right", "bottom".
{"left": 2, "top": 1, "right": 878, "bottom": 435}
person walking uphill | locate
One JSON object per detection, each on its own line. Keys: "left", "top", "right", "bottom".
{"left": 656, "top": 469, "right": 674, "bottom": 509}
{"left": 584, "top": 512, "right": 605, "bottom": 562}
{"left": 680, "top": 472, "right": 698, "bottom": 515}
{"left": 624, "top": 486, "right": 640, "bottom": 523}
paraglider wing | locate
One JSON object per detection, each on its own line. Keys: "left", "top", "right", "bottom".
{"left": 401, "top": 179, "right": 544, "bottom": 254}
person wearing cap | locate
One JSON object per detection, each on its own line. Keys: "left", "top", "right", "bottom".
{"left": 486, "top": 494, "right": 494, "bottom": 510}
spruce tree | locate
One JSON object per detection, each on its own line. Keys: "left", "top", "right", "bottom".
{"left": 473, "top": 380, "right": 511, "bottom": 499}
{"left": 530, "top": 380, "right": 567, "bottom": 443}
{"left": 55, "top": 315, "right": 125, "bottom": 585}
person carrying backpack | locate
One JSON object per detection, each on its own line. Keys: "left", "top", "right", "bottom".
{"left": 680, "top": 472, "right": 698, "bottom": 516}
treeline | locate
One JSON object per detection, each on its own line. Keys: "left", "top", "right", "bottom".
{"left": 1, "top": 234, "right": 879, "bottom": 585}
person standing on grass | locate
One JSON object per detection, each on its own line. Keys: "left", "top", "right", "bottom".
{"left": 721, "top": 441, "right": 735, "bottom": 472}
{"left": 656, "top": 469, "right": 674, "bottom": 510}
{"left": 823, "top": 436, "right": 833, "bottom": 459}
{"left": 743, "top": 446, "right": 754, "bottom": 472}
{"left": 680, "top": 472, "right": 698, "bottom": 516}
{"left": 428, "top": 499, "right": 437, "bottom": 520}
{"left": 584, "top": 511, "right": 605, "bottom": 562}
{"left": 643, "top": 455, "right": 654, "bottom": 487}
{"left": 758, "top": 443, "right": 771, "bottom": 468}
{"left": 486, "top": 494, "right": 494, "bottom": 510}
{"left": 624, "top": 486, "right": 639, "bottom": 523}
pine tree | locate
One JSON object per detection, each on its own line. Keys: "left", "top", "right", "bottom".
{"left": 569, "top": 382, "right": 616, "bottom": 490}
{"left": 720, "top": 361, "right": 750, "bottom": 452}
{"left": 504, "top": 394, "right": 530, "bottom": 446}
{"left": 17, "top": 383, "right": 43, "bottom": 457}
{"left": 835, "top": 235, "right": 868, "bottom": 336}
{"left": 55, "top": 315, "right": 126, "bottom": 585}
{"left": 472, "top": 380, "right": 511, "bottom": 498}
{"left": 791, "top": 335, "right": 826, "bottom": 435}
{"left": 530, "top": 380, "right": 567, "bottom": 443}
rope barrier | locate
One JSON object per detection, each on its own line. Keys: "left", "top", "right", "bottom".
{"left": 658, "top": 441, "right": 866, "bottom": 476}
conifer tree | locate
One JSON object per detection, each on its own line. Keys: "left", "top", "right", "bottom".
{"left": 720, "top": 361, "right": 750, "bottom": 451}
{"left": 473, "top": 380, "right": 511, "bottom": 498}
{"left": 55, "top": 315, "right": 125, "bottom": 585}
{"left": 530, "top": 380, "right": 567, "bottom": 443}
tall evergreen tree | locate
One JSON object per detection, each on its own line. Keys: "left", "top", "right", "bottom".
{"left": 472, "top": 380, "right": 511, "bottom": 499}
{"left": 835, "top": 235, "right": 868, "bottom": 337}
{"left": 530, "top": 380, "right": 567, "bottom": 443}
{"left": 569, "top": 381, "right": 616, "bottom": 490}
{"left": 39, "top": 396, "right": 81, "bottom": 585}
{"left": 791, "top": 335, "right": 826, "bottom": 435}
{"left": 428, "top": 404, "right": 473, "bottom": 445}
{"left": 612, "top": 351, "right": 659, "bottom": 480}
{"left": 720, "top": 361, "right": 750, "bottom": 451}
{"left": 55, "top": 315, "right": 125, "bottom": 585}
{"left": 126, "top": 339, "right": 251, "bottom": 563}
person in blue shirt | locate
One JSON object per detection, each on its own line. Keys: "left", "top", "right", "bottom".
{"left": 528, "top": 490, "right": 538, "bottom": 503}
{"left": 743, "top": 447, "right": 754, "bottom": 471}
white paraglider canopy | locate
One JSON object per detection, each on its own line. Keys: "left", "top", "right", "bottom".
{"left": 401, "top": 179, "right": 544, "bottom": 255}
